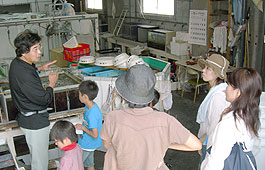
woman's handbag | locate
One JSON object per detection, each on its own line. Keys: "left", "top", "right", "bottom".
{"left": 207, "top": 142, "right": 257, "bottom": 170}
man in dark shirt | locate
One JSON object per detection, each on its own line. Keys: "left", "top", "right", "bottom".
{"left": 9, "top": 30, "right": 58, "bottom": 170}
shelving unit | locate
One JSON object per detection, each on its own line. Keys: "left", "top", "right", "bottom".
{"left": 105, "top": 36, "right": 187, "bottom": 60}
{"left": 207, "top": 0, "right": 232, "bottom": 60}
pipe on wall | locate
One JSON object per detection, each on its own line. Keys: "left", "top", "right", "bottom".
{"left": 239, "top": 0, "right": 247, "bottom": 67}
{"left": 248, "top": 0, "right": 264, "bottom": 89}
{"left": 261, "top": 1, "right": 265, "bottom": 91}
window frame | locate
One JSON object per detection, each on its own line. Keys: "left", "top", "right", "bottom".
{"left": 142, "top": 0, "right": 175, "bottom": 16}
{"left": 85, "top": 0, "right": 103, "bottom": 11}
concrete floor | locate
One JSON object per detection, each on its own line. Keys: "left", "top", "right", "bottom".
{"left": 93, "top": 90, "right": 206, "bottom": 170}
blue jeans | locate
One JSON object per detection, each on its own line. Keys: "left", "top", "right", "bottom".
{"left": 200, "top": 144, "right": 207, "bottom": 164}
{"left": 83, "top": 150, "right": 95, "bottom": 167}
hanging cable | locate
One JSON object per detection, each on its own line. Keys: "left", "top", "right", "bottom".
{"left": 7, "top": 27, "right": 15, "bottom": 49}
{"left": 137, "top": 0, "right": 146, "bottom": 20}
{"left": 35, "top": 0, "right": 40, "bottom": 13}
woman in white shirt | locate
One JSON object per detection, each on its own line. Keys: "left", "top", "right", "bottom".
{"left": 201, "top": 68, "right": 262, "bottom": 170}
{"left": 196, "top": 54, "right": 230, "bottom": 162}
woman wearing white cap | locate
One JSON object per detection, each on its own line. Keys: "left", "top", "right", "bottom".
{"left": 196, "top": 54, "right": 230, "bottom": 163}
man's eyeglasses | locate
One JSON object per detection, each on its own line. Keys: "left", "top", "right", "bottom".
{"left": 32, "top": 45, "right": 42, "bottom": 53}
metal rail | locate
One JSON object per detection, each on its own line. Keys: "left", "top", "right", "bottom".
{"left": 0, "top": 14, "right": 100, "bottom": 50}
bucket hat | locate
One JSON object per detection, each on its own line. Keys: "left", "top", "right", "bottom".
{"left": 198, "top": 54, "right": 229, "bottom": 80}
{"left": 115, "top": 64, "right": 156, "bottom": 105}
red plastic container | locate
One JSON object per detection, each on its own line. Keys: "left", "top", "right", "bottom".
{"left": 63, "top": 43, "right": 90, "bottom": 62}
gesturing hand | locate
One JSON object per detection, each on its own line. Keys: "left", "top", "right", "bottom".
{"left": 38, "top": 60, "right": 57, "bottom": 71}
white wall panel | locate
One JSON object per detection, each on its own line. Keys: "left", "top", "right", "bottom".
{"left": 3, "top": 0, "right": 27, "bottom": 5}
{"left": 0, "top": 24, "right": 50, "bottom": 64}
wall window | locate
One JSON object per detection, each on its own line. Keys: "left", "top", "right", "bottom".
{"left": 86, "top": 0, "right": 102, "bottom": 9}
{"left": 143, "top": 0, "right": 174, "bottom": 15}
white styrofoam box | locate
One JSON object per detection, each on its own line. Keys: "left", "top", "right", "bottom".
{"left": 174, "top": 32, "right": 189, "bottom": 42}
{"left": 130, "top": 46, "right": 146, "bottom": 55}
{"left": 170, "top": 41, "right": 192, "bottom": 56}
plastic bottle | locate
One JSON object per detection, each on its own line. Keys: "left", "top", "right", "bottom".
{"left": 188, "top": 46, "right": 192, "bottom": 59}
{"left": 70, "top": 63, "right": 78, "bottom": 74}
{"left": 63, "top": 2, "right": 75, "bottom": 16}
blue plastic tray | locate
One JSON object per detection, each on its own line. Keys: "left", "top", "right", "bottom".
{"left": 80, "top": 66, "right": 110, "bottom": 73}
{"left": 81, "top": 66, "right": 126, "bottom": 77}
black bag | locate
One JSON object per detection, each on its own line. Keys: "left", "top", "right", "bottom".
{"left": 207, "top": 142, "right": 257, "bottom": 170}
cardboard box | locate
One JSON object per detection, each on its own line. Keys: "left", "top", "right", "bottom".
{"left": 50, "top": 47, "right": 68, "bottom": 68}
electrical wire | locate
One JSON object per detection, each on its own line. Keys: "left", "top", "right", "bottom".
{"left": 246, "top": 21, "right": 250, "bottom": 67}
{"left": 35, "top": 0, "right": 40, "bottom": 13}
{"left": 69, "top": 20, "right": 101, "bottom": 50}
{"left": 137, "top": 0, "right": 146, "bottom": 20}
{"left": 7, "top": 28, "right": 15, "bottom": 49}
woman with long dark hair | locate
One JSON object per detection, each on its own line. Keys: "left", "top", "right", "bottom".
{"left": 201, "top": 68, "right": 262, "bottom": 170}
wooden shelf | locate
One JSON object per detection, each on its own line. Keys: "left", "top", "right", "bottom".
{"left": 210, "top": 13, "right": 229, "bottom": 16}
{"left": 208, "top": 0, "right": 232, "bottom": 60}
{"left": 105, "top": 36, "right": 187, "bottom": 61}
{"left": 210, "top": 0, "right": 228, "bottom": 1}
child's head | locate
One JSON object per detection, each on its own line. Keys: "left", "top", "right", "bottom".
{"left": 50, "top": 120, "right": 78, "bottom": 149}
{"left": 79, "top": 80, "right": 99, "bottom": 103}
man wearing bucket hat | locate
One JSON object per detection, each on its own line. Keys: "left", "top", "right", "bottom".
{"left": 100, "top": 64, "right": 202, "bottom": 170}
{"left": 196, "top": 54, "right": 231, "bottom": 163}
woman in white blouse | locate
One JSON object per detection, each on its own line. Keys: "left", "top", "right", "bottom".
{"left": 196, "top": 54, "right": 230, "bottom": 162}
{"left": 201, "top": 68, "right": 262, "bottom": 170}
